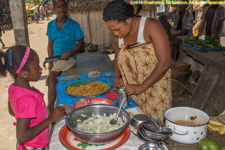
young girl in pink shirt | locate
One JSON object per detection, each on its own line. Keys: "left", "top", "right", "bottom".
{"left": 0, "top": 45, "right": 66, "bottom": 150}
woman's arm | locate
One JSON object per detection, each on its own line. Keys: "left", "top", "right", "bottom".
{"left": 141, "top": 18, "right": 171, "bottom": 90}
{"left": 125, "top": 18, "right": 171, "bottom": 95}
{"left": 112, "top": 36, "right": 124, "bottom": 88}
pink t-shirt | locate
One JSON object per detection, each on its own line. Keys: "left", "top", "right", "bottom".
{"left": 8, "top": 83, "right": 49, "bottom": 148}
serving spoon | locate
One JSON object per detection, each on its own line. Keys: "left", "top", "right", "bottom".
{"left": 110, "top": 96, "right": 127, "bottom": 125}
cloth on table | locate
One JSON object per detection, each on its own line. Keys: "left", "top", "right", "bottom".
{"left": 56, "top": 72, "right": 139, "bottom": 109}
{"left": 208, "top": 110, "right": 225, "bottom": 134}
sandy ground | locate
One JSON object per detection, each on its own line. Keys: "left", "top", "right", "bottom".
{"left": 0, "top": 15, "right": 56, "bottom": 150}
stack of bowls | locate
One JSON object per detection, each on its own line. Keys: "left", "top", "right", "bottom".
{"left": 129, "top": 114, "right": 173, "bottom": 150}
{"left": 139, "top": 123, "right": 172, "bottom": 141}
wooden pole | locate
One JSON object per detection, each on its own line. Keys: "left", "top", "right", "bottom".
{"left": 9, "top": 0, "right": 30, "bottom": 46}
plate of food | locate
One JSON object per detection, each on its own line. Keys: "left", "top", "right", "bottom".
{"left": 72, "top": 97, "right": 114, "bottom": 109}
{"left": 65, "top": 81, "right": 110, "bottom": 97}
{"left": 59, "top": 125, "right": 130, "bottom": 150}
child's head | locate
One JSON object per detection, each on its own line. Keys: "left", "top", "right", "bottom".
{"left": 0, "top": 45, "right": 41, "bottom": 80}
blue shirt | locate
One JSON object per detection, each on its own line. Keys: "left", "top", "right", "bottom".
{"left": 46, "top": 16, "right": 85, "bottom": 60}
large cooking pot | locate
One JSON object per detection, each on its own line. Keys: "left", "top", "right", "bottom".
{"left": 165, "top": 107, "right": 209, "bottom": 144}
{"left": 65, "top": 104, "right": 130, "bottom": 144}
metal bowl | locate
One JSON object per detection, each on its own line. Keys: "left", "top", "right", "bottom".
{"left": 65, "top": 104, "right": 130, "bottom": 144}
{"left": 137, "top": 130, "right": 148, "bottom": 143}
{"left": 138, "top": 141, "right": 162, "bottom": 150}
{"left": 130, "top": 114, "right": 149, "bottom": 128}
{"left": 138, "top": 123, "right": 156, "bottom": 142}
{"left": 140, "top": 123, "right": 172, "bottom": 141}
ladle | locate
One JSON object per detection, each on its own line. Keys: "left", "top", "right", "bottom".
{"left": 147, "top": 114, "right": 160, "bottom": 130}
{"left": 110, "top": 95, "right": 126, "bottom": 125}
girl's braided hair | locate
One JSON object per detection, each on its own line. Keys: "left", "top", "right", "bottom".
{"left": 103, "top": 0, "right": 138, "bottom": 22}
{"left": 0, "top": 45, "right": 37, "bottom": 78}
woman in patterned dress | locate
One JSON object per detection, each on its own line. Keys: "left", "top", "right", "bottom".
{"left": 103, "top": 0, "right": 172, "bottom": 120}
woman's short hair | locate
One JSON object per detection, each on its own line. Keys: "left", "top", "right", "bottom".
{"left": 103, "top": 0, "right": 134, "bottom": 22}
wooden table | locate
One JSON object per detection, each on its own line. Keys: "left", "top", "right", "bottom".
{"left": 179, "top": 44, "right": 225, "bottom": 71}
{"left": 61, "top": 45, "right": 113, "bottom": 76}
{"left": 50, "top": 44, "right": 225, "bottom": 149}
{"left": 49, "top": 107, "right": 170, "bottom": 150}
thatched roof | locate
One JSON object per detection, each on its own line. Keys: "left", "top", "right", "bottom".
{"left": 68, "top": 0, "right": 157, "bottom": 11}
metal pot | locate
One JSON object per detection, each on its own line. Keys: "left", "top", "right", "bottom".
{"left": 65, "top": 104, "right": 130, "bottom": 144}
{"left": 164, "top": 107, "right": 209, "bottom": 144}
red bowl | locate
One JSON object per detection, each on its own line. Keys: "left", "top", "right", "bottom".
{"left": 72, "top": 97, "right": 114, "bottom": 109}
{"left": 106, "top": 92, "right": 117, "bottom": 99}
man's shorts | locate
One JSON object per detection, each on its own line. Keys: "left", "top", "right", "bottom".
{"left": 34, "top": 12, "right": 39, "bottom": 20}
{"left": 45, "top": 58, "right": 76, "bottom": 86}
{"left": 51, "top": 57, "right": 76, "bottom": 72}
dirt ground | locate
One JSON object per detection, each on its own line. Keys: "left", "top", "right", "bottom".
{"left": 0, "top": 15, "right": 56, "bottom": 150}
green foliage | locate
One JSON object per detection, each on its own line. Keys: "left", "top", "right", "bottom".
{"left": 25, "top": 0, "right": 43, "bottom": 4}
{"left": 85, "top": 42, "right": 98, "bottom": 52}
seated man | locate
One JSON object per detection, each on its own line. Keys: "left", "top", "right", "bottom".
{"left": 46, "top": 0, "right": 85, "bottom": 113}
{"left": 159, "top": 1, "right": 193, "bottom": 60}
{"left": 198, "top": 3, "right": 225, "bottom": 42}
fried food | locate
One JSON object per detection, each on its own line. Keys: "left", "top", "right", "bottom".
{"left": 67, "top": 81, "right": 109, "bottom": 96}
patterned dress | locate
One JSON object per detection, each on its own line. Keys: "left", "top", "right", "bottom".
{"left": 117, "top": 43, "right": 172, "bottom": 120}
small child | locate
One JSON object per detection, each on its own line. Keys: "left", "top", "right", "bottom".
{"left": 0, "top": 45, "right": 66, "bottom": 150}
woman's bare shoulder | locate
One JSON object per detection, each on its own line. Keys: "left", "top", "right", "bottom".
{"left": 144, "top": 18, "right": 164, "bottom": 41}
{"left": 145, "top": 18, "right": 162, "bottom": 29}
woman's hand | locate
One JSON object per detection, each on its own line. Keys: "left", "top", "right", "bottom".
{"left": 113, "top": 76, "right": 124, "bottom": 89}
{"left": 48, "top": 106, "right": 66, "bottom": 123}
{"left": 124, "top": 84, "right": 145, "bottom": 95}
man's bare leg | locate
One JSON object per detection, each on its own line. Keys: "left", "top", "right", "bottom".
{"left": 0, "top": 37, "right": 5, "bottom": 48}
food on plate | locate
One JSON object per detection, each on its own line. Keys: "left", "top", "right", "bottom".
{"left": 75, "top": 99, "right": 90, "bottom": 109}
{"left": 75, "top": 113, "right": 126, "bottom": 133}
{"left": 66, "top": 81, "right": 108, "bottom": 96}
{"left": 199, "top": 138, "right": 220, "bottom": 150}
